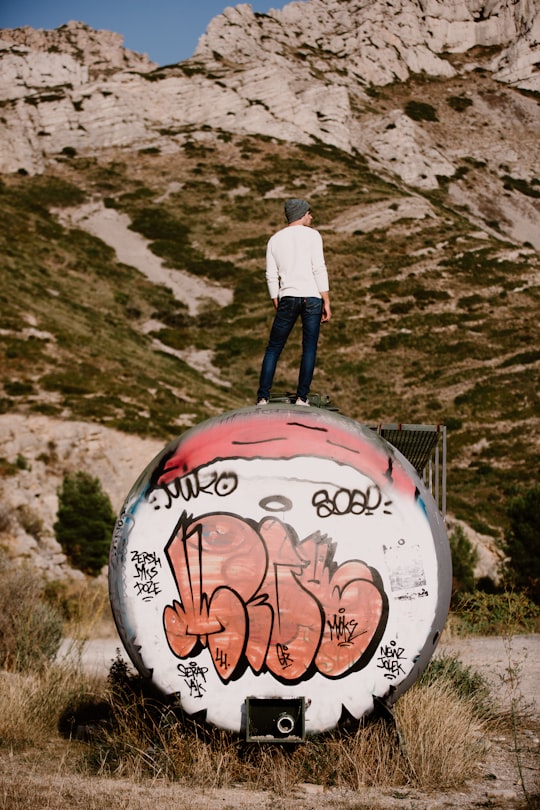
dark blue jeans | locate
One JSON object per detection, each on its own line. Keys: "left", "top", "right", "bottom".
{"left": 257, "top": 296, "right": 323, "bottom": 402}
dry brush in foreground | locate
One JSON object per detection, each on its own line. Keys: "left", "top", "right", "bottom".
{"left": 0, "top": 652, "right": 493, "bottom": 809}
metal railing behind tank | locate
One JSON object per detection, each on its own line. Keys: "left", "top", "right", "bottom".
{"left": 373, "top": 423, "right": 447, "bottom": 520}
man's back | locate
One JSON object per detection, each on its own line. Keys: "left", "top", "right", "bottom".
{"left": 266, "top": 225, "right": 328, "bottom": 299}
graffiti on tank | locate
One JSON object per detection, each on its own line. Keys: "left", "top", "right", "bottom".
{"left": 383, "top": 540, "right": 427, "bottom": 592}
{"left": 162, "top": 510, "right": 388, "bottom": 684}
{"left": 276, "top": 643, "right": 294, "bottom": 671}
{"left": 177, "top": 661, "right": 208, "bottom": 698}
{"left": 109, "top": 408, "right": 451, "bottom": 735}
{"left": 377, "top": 640, "right": 406, "bottom": 680}
{"left": 396, "top": 587, "right": 429, "bottom": 601}
{"left": 111, "top": 508, "right": 135, "bottom": 556}
{"left": 148, "top": 468, "right": 238, "bottom": 510}
{"left": 131, "top": 549, "right": 162, "bottom": 601}
{"left": 326, "top": 609, "right": 364, "bottom": 645}
{"left": 312, "top": 484, "right": 392, "bottom": 518}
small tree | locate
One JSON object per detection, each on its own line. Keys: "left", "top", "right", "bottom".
{"left": 503, "top": 484, "right": 540, "bottom": 604}
{"left": 54, "top": 471, "right": 116, "bottom": 576}
{"left": 449, "top": 524, "right": 478, "bottom": 599}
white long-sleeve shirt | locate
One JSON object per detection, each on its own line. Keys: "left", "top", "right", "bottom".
{"left": 266, "top": 225, "right": 329, "bottom": 299}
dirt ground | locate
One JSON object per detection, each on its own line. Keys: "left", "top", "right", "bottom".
{"left": 51, "top": 632, "right": 540, "bottom": 809}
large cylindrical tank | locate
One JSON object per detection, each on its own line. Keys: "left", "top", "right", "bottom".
{"left": 109, "top": 404, "right": 451, "bottom": 737}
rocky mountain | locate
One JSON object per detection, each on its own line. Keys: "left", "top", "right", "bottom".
{"left": 1, "top": 2, "right": 539, "bottom": 176}
{"left": 0, "top": 0, "right": 539, "bottom": 581}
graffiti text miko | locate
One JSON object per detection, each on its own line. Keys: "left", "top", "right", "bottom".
{"left": 177, "top": 661, "right": 208, "bottom": 698}
{"left": 131, "top": 550, "right": 162, "bottom": 601}
{"left": 312, "top": 484, "right": 389, "bottom": 518}
{"left": 149, "top": 467, "right": 238, "bottom": 510}
{"left": 377, "top": 640, "right": 406, "bottom": 680}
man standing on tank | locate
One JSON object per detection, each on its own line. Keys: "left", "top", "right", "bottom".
{"left": 256, "top": 198, "right": 331, "bottom": 406}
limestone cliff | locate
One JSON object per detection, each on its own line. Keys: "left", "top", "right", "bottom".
{"left": 0, "top": 0, "right": 538, "bottom": 176}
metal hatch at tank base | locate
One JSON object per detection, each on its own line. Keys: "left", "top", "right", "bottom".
{"left": 245, "top": 697, "right": 306, "bottom": 743}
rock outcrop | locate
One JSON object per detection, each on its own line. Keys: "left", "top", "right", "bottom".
{"left": 0, "top": 414, "right": 162, "bottom": 579}
{"left": 0, "top": 0, "right": 538, "bottom": 176}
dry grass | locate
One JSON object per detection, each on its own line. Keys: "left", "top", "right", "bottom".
{"left": 0, "top": 762, "right": 220, "bottom": 810}
{"left": 0, "top": 559, "right": 502, "bottom": 805}
{"left": 0, "top": 634, "right": 508, "bottom": 810}
{"left": 394, "top": 680, "right": 485, "bottom": 788}
{"left": 54, "top": 577, "right": 114, "bottom": 640}
{"left": 0, "top": 659, "right": 487, "bottom": 794}
{"left": 0, "top": 664, "right": 102, "bottom": 750}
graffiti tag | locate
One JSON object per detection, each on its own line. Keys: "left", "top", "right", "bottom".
{"left": 131, "top": 550, "right": 162, "bottom": 601}
{"left": 148, "top": 467, "right": 238, "bottom": 510}
{"left": 276, "top": 644, "right": 294, "bottom": 671}
{"left": 327, "top": 608, "right": 366, "bottom": 646}
{"left": 312, "top": 485, "right": 391, "bottom": 518}
{"left": 177, "top": 661, "right": 208, "bottom": 698}
{"left": 377, "top": 640, "right": 406, "bottom": 680}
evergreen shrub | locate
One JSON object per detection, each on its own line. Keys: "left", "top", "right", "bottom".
{"left": 54, "top": 471, "right": 116, "bottom": 576}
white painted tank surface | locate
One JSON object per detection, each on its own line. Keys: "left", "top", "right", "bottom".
{"left": 109, "top": 405, "right": 451, "bottom": 735}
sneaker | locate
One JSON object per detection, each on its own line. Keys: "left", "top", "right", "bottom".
{"left": 295, "top": 398, "right": 309, "bottom": 406}
{"left": 257, "top": 398, "right": 268, "bottom": 406}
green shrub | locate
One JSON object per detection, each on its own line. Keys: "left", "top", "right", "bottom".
{"left": 41, "top": 370, "right": 95, "bottom": 395}
{"left": 390, "top": 299, "right": 414, "bottom": 314}
{"left": 447, "top": 96, "right": 473, "bottom": 112}
{"left": 451, "top": 590, "right": 539, "bottom": 636}
{"left": 18, "top": 175, "right": 86, "bottom": 208}
{"left": 54, "top": 471, "right": 116, "bottom": 576}
{"left": 458, "top": 293, "right": 484, "bottom": 309}
{"left": 502, "top": 175, "right": 540, "bottom": 198}
{"left": 449, "top": 525, "right": 478, "bottom": 599}
{"left": 420, "top": 652, "right": 492, "bottom": 718}
{"left": 404, "top": 100, "right": 438, "bottom": 122}
{"left": 129, "top": 206, "right": 190, "bottom": 241}
{"left": 4, "top": 380, "right": 34, "bottom": 396}
{"left": 500, "top": 349, "right": 540, "bottom": 368}
{"left": 16, "top": 504, "right": 43, "bottom": 540}
{"left": 413, "top": 288, "right": 451, "bottom": 303}
{"left": 16, "top": 453, "right": 30, "bottom": 470}
{"left": 502, "top": 484, "right": 540, "bottom": 603}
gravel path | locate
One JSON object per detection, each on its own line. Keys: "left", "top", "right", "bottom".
{"left": 439, "top": 633, "right": 540, "bottom": 715}
{"left": 59, "top": 632, "right": 540, "bottom": 719}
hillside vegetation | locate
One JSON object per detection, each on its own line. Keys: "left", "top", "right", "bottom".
{"left": 1, "top": 67, "right": 539, "bottom": 539}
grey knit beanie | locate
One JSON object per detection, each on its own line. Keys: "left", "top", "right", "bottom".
{"left": 284, "top": 198, "right": 310, "bottom": 223}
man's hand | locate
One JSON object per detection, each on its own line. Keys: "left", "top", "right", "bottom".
{"left": 321, "top": 293, "right": 331, "bottom": 323}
